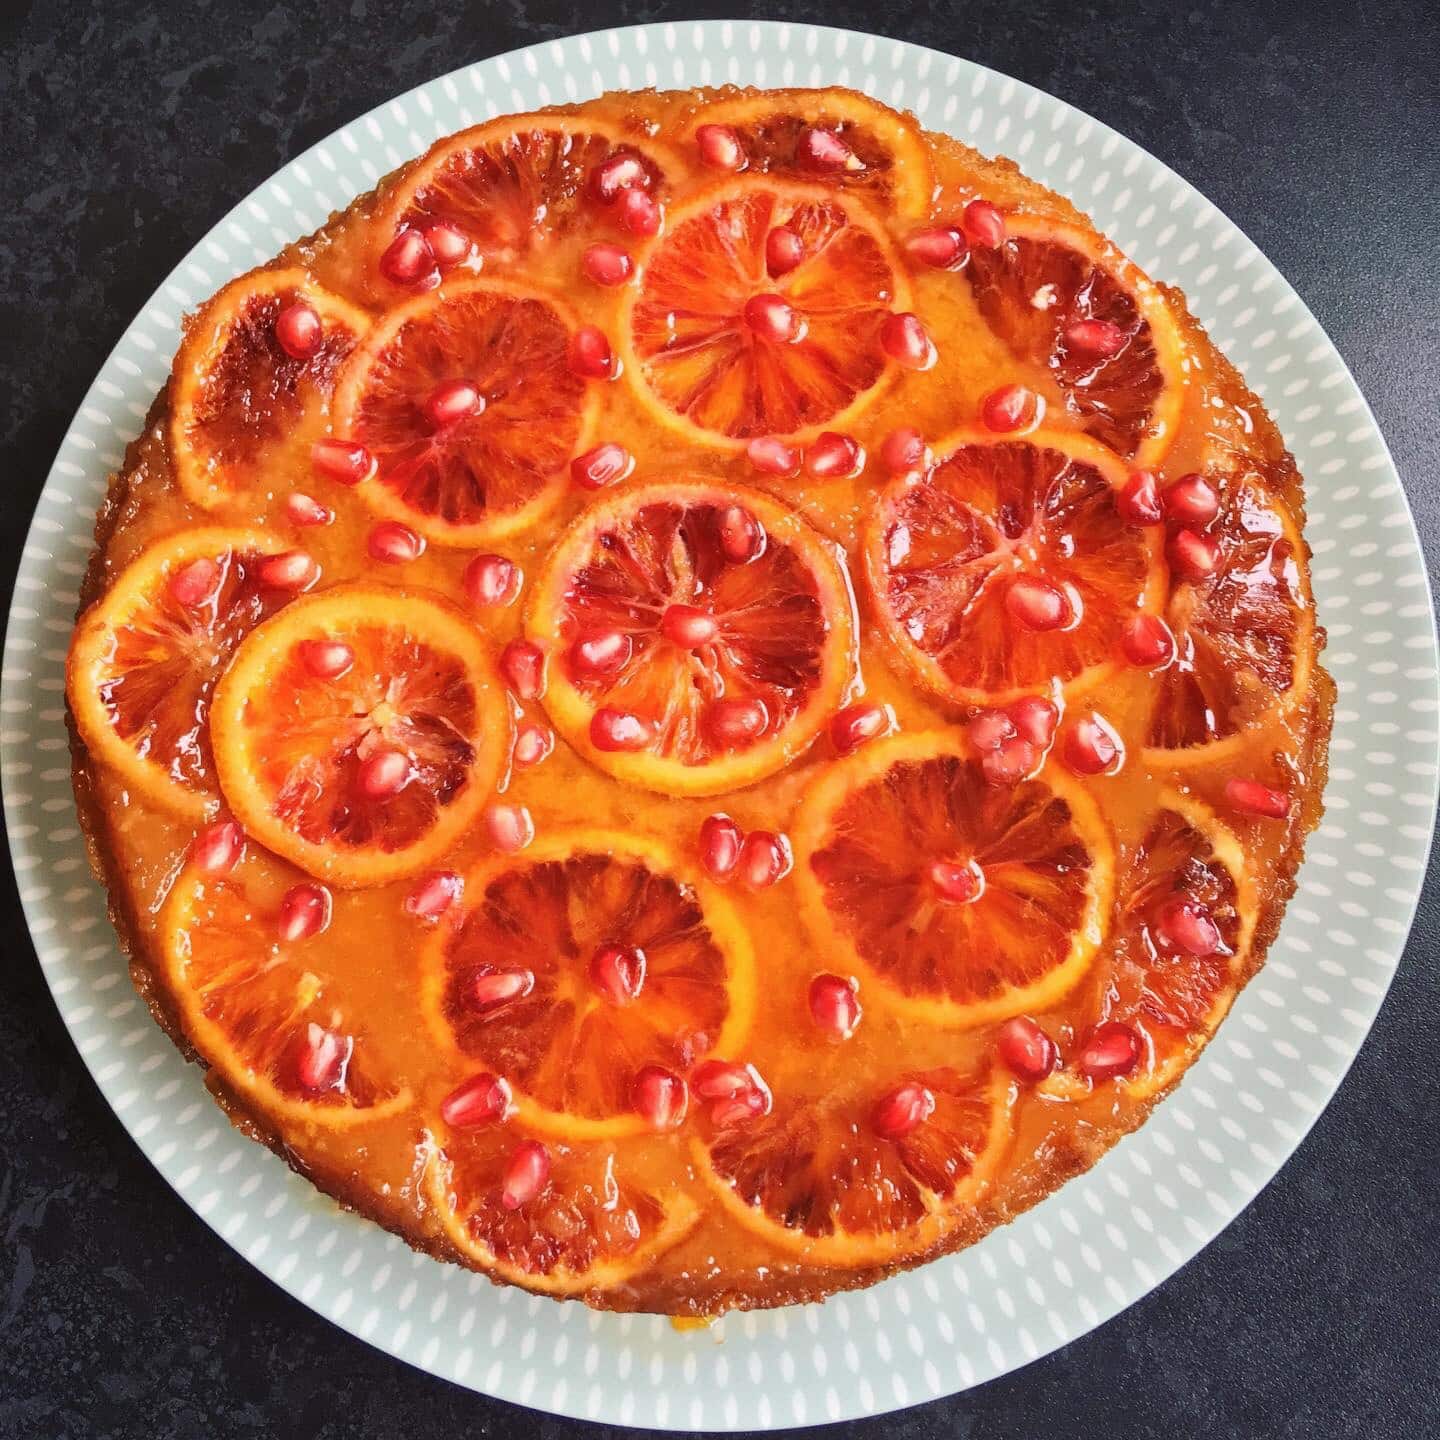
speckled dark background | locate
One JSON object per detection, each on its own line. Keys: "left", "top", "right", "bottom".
{"left": 2, "top": 1, "right": 1438, "bottom": 1436}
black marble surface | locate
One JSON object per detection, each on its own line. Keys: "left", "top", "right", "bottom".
{"left": 2, "top": 2, "right": 1438, "bottom": 1436}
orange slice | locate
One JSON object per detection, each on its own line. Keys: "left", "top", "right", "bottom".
{"left": 421, "top": 829, "right": 755, "bottom": 1141}
{"left": 67, "top": 526, "right": 294, "bottom": 819}
{"left": 161, "top": 851, "right": 410, "bottom": 1128}
{"left": 682, "top": 88, "right": 934, "bottom": 218}
{"left": 422, "top": 1130, "right": 700, "bottom": 1297}
{"left": 863, "top": 428, "right": 1164, "bottom": 708}
{"left": 332, "top": 278, "right": 598, "bottom": 545}
{"left": 210, "top": 584, "right": 510, "bottom": 886}
{"left": 1146, "top": 479, "right": 1315, "bottom": 764}
{"left": 171, "top": 267, "right": 371, "bottom": 508}
{"left": 527, "top": 480, "right": 858, "bottom": 796}
{"left": 962, "top": 215, "right": 1186, "bottom": 467}
{"left": 618, "top": 178, "right": 908, "bottom": 446}
{"left": 694, "top": 1066, "right": 1013, "bottom": 1268}
{"left": 793, "top": 730, "right": 1114, "bottom": 1026}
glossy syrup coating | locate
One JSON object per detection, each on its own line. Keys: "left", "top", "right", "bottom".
{"left": 67, "top": 86, "right": 1331, "bottom": 1315}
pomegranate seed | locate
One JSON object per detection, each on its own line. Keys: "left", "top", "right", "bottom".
{"left": 799, "top": 126, "right": 863, "bottom": 172}
{"left": 1120, "top": 613, "right": 1175, "bottom": 669}
{"left": 297, "top": 1023, "right": 347, "bottom": 1093}
{"left": 710, "top": 1090, "right": 772, "bottom": 1127}
{"left": 567, "top": 325, "right": 617, "bottom": 380}
{"left": 285, "top": 491, "right": 333, "bottom": 527}
{"left": 1008, "top": 695, "right": 1059, "bottom": 747}
{"left": 765, "top": 225, "right": 804, "bottom": 277}
{"left": 278, "top": 883, "right": 332, "bottom": 943}
{"left": 1077, "top": 1021, "right": 1141, "bottom": 1080}
{"left": 569, "top": 630, "right": 632, "bottom": 680}
{"left": 367, "top": 521, "right": 425, "bottom": 564}
{"left": 1062, "top": 714, "right": 1124, "bottom": 776}
{"left": 471, "top": 968, "right": 534, "bottom": 1013}
{"left": 311, "top": 439, "right": 375, "bottom": 486}
{"left": 581, "top": 242, "right": 633, "bottom": 287}
{"left": 255, "top": 551, "right": 319, "bottom": 591}
{"left": 379, "top": 228, "right": 437, "bottom": 286}
{"left": 871, "top": 1080, "right": 935, "bottom": 1140}
{"left": 588, "top": 150, "right": 651, "bottom": 204}
{"left": 590, "top": 943, "right": 646, "bottom": 1004}
{"left": 982, "top": 735, "right": 1039, "bottom": 786}
{"left": 968, "top": 709, "right": 1017, "bottom": 752}
{"left": 906, "top": 226, "right": 967, "bottom": 268}
{"left": 830, "top": 702, "right": 894, "bottom": 755}
{"left": 961, "top": 198, "right": 1006, "bottom": 249}
{"left": 1224, "top": 777, "right": 1291, "bottom": 819}
{"left": 707, "top": 697, "right": 769, "bottom": 747}
{"left": 618, "top": 188, "right": 661, "bottom": 236}
{"left": 421, "top": 220, "right": 471, "bottom": 268}
{"left": 880, "top": 426, "right": 928, "bottom": 475}
{"left": 738, "top": 830, "right": 792, "bottom": 891}
{"left": 439, "top": 1072, "right": 511, "bottom": 1128}
{"left": 357, "top": 747, "right": 411, "bottom": 797}
{"left": 632, "top": 1066, "right": 688, "bottom": 1130}
{"left": 692, "top": 1059, "right": 767, "bottom": 1102}
{"left": 981, "top": 383, "right": 1043, "bottom": 434}
{"left": 404, "top": 869, "right": 463, "bottom": 921}
{"left": 718, "top": 505, "right": 765, "bottom": 564}
{"left": 462, "top": 553, "right": 522, "bottom": 608}
{"left": 192, "top": 819, "right": 244, "bottom": 875}
{"left": 662, "top": 604, "right": 719, "bottom": 648}
{"left": 1169, "top": 528, "right": 1222, "bottom": 581}
{"left": 590, "top": 708, "right": 656, "bottom": 752}
{"left": 1154, "top": 898, "right": 1223, "bottom": 956}
{"left": 500, "top": 1139, "right": 550, "bottom": 1211}
{"left": 808, "top": 973, "right": 861, "bottom": 1039}
{"left": 930, "top": 858, "right": 984, "bottom": 904}
{"left": 484, "top": 802, "right": 534, "bottom": 854}
{"left": 996, "top": 1016, "right": 1058, "bottom": 1083}
{"left": 805, "top": 431, "right": 865, "bottom": 479}
{"left": 1005, "top": 576, "right": 1071, "bottom": 631}
{"left": 746, "top": 435, "right": 802, "bottom": 477}
{"left": 274, "top": 301, "right": 322, "bottom": 360}
{"left": 512, "top": 722, "right": 554, "bottom": 768}
{"left": 499, "top": 639, "right": 546, "bottom": 701}
{"left": 744, "top": 293, "right": 805, "bottom": 344}
{"left": 299, "top": 640, "right": 354, "bottom": 680}
{"left": 695, "top": 123, "right": 745, "bottom": 171}
{"left": 423, "top": 378, "right": 481, "bottom": 430}
{"left": 570, "top": 441, "right": 634, "bottom": 490}
{"left": 1116, "top": 469, "right": 1163, "bottom": 525}
{"left": 698, "top": 814, "right": 743, "bottom": 881}
{"left": 1163, "top": 473, "right": 1220, "bottom": 526}
{"left": 880, "top": 312, "right": 935, "bottom": 370}
{"left": 1063, "top": 319, "right": 1127, "bottom": 358}
{"left": 167, "top": 556, "right": 219, "bottom": 608}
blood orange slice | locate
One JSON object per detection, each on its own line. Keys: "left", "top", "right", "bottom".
{"left": 1147, "top": 479, "right": 1316, "bottom": 764}
{"left": 67, "top": 527, "right": 295, "bottom": 819}
{"left": 160, "top": 850, "right": 410, "bottom": 1128}
{"left": 171, "top": 267, "right": 371, "bottom": 508}
{"left": 422, "top": 1129, "right": 700, "bottom": 1297}
{"left": 793, "top": 730, "right": 1114, "bottom": 1026}
{"left": 618, "top": 179, "right": 908, "bottom": 446}
{"left": 863, "top": 428, "right": 1164, "bottom": 708}
{"left": 682, "top": 89, "right": 933, "bottom": 218}
{"left": 962, "top": 215, "right": 1186, "bottom": 466}
{"left": 694, "top": 1066, "right": 1013, "bottom": 1267}
{"left": 421, "top": 829, "right": 755, "bottom": 1140}
{"left": 527, "top": 481, "right": 858, "bottom": 796}
{"left": 210, "top": 585, "right": 510, "bottom": 886}
{"left": 332, "top": 278, "right": 598, "bottom": 545}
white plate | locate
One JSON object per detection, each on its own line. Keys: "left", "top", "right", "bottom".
{"left": 4, "top": 20, "right": 1436, "bottom": 1432}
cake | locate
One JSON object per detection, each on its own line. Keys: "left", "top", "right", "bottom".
{"left": 64, "top": 87, "right": 1332, "bottom": 1315}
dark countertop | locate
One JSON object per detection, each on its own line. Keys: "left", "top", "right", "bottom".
{"left": 2, "top": 2, "right": 1437, "bottom": 1437}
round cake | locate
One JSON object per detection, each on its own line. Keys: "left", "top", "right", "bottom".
{"left": 64, "top": 87, "right": 1332, "bottom": 1316}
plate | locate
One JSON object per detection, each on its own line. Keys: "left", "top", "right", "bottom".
{"left": 3, "top": 20, "right": 1436, "bottom": 1431}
